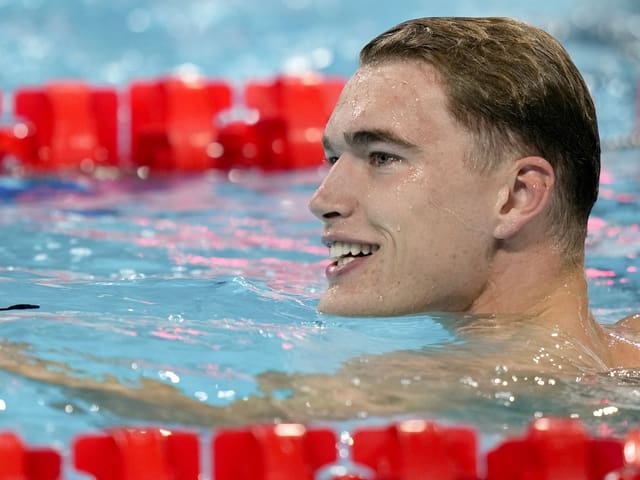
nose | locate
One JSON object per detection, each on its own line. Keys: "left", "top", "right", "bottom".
{"left": 308, "top": 156, "right": 358, "bottom": 222}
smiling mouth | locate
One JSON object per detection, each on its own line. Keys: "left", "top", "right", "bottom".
{"left": 328, "top": 241, "right": 380, "bottom": 267}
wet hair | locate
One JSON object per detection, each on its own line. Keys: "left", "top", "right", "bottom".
{"left": 359, "top": 17, "right": 600, "bottom": 261}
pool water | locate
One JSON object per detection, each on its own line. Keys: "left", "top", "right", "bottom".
{"left": 0, "top": 0, "right": 640, "bottom": 471}
{"left": 1, "top": 151, "right": 640, "bottom": 451}
{"left": 0, "top": 170, "right": 458, "bottom": 447}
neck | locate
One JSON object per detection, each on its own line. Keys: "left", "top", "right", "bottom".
{"left": 469, "top": 241, "right": 611, "bottom": 365}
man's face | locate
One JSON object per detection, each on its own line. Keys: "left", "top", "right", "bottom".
{"left": 308, "top": 61, "right": 504, "bottom": 316}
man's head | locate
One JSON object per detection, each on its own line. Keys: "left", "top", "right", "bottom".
{"left": 309, "top": 17, "right": 601, "bottom": 316}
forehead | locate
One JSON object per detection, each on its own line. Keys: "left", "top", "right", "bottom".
{"left": 325, "top": 61, "right": 454, "bottom": 143}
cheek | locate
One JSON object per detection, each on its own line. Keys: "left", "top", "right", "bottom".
{"left": 401, "top": 182, "right": 494, "bottom": 257}
{"left": 388, "top": 167, "right": 433, "bottom": 217}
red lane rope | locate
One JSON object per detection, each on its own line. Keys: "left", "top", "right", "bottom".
{"left": 0, "top": 74, "right": 345, "bottom": 176}
{"left": 2, "top": 418, "right": 640, "bottom": 479}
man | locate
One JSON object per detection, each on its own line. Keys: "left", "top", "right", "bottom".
{"left": 1, "top": 18, "right": 638, "bottom": 428}
{"left": 309, "top": 16, "right": 640, "bottom": 368}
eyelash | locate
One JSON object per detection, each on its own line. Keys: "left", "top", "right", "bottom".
{"left": 369, "top": 151, "right": 400, "bottom": 167}
{"left": 325, "top": 152, "right": 401, "bottom": 167}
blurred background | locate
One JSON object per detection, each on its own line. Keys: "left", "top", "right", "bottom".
{"left": 0, "top": 0, "right": 638, "bottom": 139}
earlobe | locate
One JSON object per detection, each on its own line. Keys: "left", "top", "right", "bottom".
{"left": 493, "top": 156, "right": 555, "bottom": 240}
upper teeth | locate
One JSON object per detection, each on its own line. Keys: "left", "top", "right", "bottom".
{"left": 329, "top": 241, "right": 379, "bottom": 260}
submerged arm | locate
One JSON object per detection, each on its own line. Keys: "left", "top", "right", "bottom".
{"left": 0, "top": 324, "right": 617, "bottom": 429}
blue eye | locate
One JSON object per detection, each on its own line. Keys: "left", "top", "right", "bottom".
{"left": 370, "top": 152, "right": 400, "bottom": 167}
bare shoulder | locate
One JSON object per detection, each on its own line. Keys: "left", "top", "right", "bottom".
{"left": 604, "top": 313, "right": 640, "bottom": 368}
{"left": 614, "top": 312, "right": 640, "bottom": 330}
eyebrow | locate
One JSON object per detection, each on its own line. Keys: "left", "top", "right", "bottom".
{"left": 322, "top": 128, "right": 419, "bottom": 152}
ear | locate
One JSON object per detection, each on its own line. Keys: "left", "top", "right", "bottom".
{"left": 493, "top": 156, "right": 555, "bottom": 240}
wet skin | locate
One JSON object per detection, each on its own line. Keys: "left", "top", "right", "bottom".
{"left": 309, "top": 61, "right": 504, "bottom": 316}
{"left": 308, "top": 60, "right": 640, "bottom": 370}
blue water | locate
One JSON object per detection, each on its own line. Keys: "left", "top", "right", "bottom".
{"left": 0, "top": 0, "right": 640, "bottom": 473}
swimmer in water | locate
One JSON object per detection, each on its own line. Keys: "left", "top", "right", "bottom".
{"left": 308, "top": 16, "right": 640, "bottom": 369}
{"left": 1, "top": 17, "right": 640, "bottom": 428}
